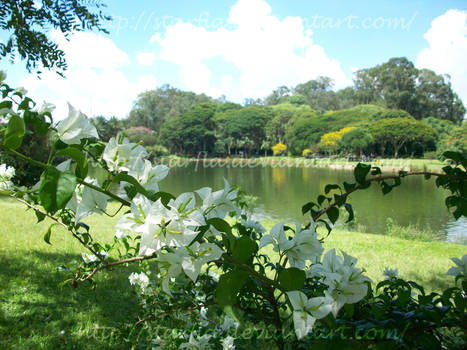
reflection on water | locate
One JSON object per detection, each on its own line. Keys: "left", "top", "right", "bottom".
{"left": 272, "top": 167, "right": 286, "bottom": 187}
{"left": 98, "top": 162, "right": 466, "bottom": 243}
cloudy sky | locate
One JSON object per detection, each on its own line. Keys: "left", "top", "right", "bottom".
{"left": 1, "top": 0, "right": 466, "bottom": 120}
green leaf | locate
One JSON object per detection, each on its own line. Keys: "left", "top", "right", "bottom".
{"left": 39, "top": 167, "right": 77, "bottom": 213}
{"left": 150, "top": 191, "right": 176, "bottom": 206}
{"left": 343, "top": 203, "right": 354, "bottom": 223}
{"left": 317, "top": 195, "right": 327, "bottom": 206}
{"left": 232, "top": 236, "right": 258, "bottom": 264}
{"left": 111, "top": 173, "right": 149, "bottom": 198}
{"left": 302, "top": 202, "right": 318, "bottom": 215}
{"left": 381, "top": 181, "right": 392, "bottom": 195}
{"left": 443, "top": 151, "right": 463, "bottom": 165}
{"left": 56, "top": 147, "right": 89, "bottom": 179}
{"left": 208, "top": 218, "right": 235, "bottom": 250}
{"left": 208, "top": 217, "right": 232, "bottom": 235}
{"left": 43, "top": 224, "right": 55, "bottom": 245}
{"left": 0, "top": 100, "right": 12, "bottom": 110}
{"left": 18, "top": 97, "right": 34, "bottom": 110}
{"left": 35, "top": 210, "right": 46, "bottom": 223}
{"left": 343, "top": 181, "right": 356, "bottom": 193}
{"left": 4, "top": 114, "right": 25, "bottom": 150}
{"left": 371, "top": 167, "right": 382, "bottom": 176}
{"left": 216, "top": 270, "right": 249, "bottom": 308}
{"left": 354, "top": 163, "right": 371, "bottom": 184}
{"left": 278, "top": 267, "right": 306, "bottom": 291}
{"left": 327, "top": 206, "right": 339, "bottom": 224}
{"left": 324, "top": 184, "right": 340, "bottom": 194}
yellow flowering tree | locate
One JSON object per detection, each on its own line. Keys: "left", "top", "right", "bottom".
{"left": 318, "top": 126, "right": 355, "bottom": 154}
{"left": 271, "top": 142, "right": 287, "bottom": 156}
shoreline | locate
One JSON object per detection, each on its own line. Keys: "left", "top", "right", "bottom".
{"left": 156, "top": 156, "right": 445, "bottom": 172}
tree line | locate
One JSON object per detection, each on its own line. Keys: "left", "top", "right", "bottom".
{"left": 94, "top": 57, "right": 465, "bottom": 159}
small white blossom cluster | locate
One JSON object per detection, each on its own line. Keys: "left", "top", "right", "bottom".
{"left": 81, "top": 250, "right": 109, "bottom": 264}
{"left": 67, "top": 177, "right": 110, "bottom": 222}
{"left": 179, "top": 331, "right": 235, "bottom": 350}
{"left": 293, "top": 248, "right": 370, "bottom": 339}
{"left": 0, "top": 163, "right": 15, "bottom": 191}
{"left": 128, "top": 272, "right": 151, "bottom": 293}
{"left": 259, "top": 221, "right": 323, "bottom": 268}
{"left": 259, "top": 221, "right": 371, "bottom": 339}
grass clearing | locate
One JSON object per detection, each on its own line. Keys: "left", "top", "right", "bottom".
{"left": 1, "top": 197, "right": 465, "bottom": 349}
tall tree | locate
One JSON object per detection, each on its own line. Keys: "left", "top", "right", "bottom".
{"left": 354, "top": 57, "right": 465, "bottom": 124}
{"left": 222, "top": 106, "right": 273, "bottom": 155}
{"left": 0, "top": 0, "right": 110, "bottom": 74}
{"left": 294, "top": 76, "right": 340, "bottom": 112}
{"left": 159, "top": 103, "right": 217, "bottom": 155}
{"left": 126, "top": 85, "right": 212, "bottom": 133}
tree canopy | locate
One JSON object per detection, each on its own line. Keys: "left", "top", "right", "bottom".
{"left": 0, "top": 0, "right": 110, "bottom": 74}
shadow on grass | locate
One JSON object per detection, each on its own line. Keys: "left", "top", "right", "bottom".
{"left": 0, "top": 250, "right": 141, "bottom": 350}
{"left": 404, "top": 270, "right": 454, "bottom": 293}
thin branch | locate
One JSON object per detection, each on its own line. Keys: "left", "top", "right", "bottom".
{"left": 311, "top": 171, "right": 446, "bottom": 223}
{"left": 76, "top": 253, "right": 159, "bottom": 282}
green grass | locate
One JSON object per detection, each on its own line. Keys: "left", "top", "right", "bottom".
{"left": 1, "top": 197, "right": 465, "bottom": 349}
{"left": 258, "top": 219, "right": 466, "bottom": 293}
{"left": 0, "top": 197, "right": 137, "bottom": 350}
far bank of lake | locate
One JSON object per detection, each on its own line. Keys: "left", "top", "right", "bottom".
{"left": 157, "top": 156, "right": 446, "bottom": 173}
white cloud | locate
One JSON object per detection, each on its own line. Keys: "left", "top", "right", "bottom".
{"left": 19, "top": 31, "right": 156, "bottom": 120}
{"left": 416, "top": 9, "right": 467, "bottom": 104}
{"left": 151, "top": 0, "right": 350, "bottom": 101}
{"left": 136, "top": 52, "right": 156, "bottom": 66}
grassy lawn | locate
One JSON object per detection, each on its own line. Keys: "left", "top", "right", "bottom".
{"left": 1, "top": 197, "right": 465, "bottom": 349}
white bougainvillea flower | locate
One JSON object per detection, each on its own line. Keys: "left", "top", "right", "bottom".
{"left": 241, "top": 216, "right": 266, "bottom": 234}
{"left": 81, "top": 250, "right": 108, "bottom": 264}
{"left": 158, "top": 242, "right": 223, "bottom": 293}
{"left": 446, "top": 254, "right": 467, "bottom": 279}
{"left": 73, "top": 177, "right": 109, "bottom": 222}
{"left": 308, "top": 249, "right": 371, "bottom": 317}
{"left": 128, "top": 272, "right": 150, "bottom": 293}
{"left": 181, "top": 242, "right": 224, "bottom": 282}
{"left": 222, "top": 336, "right": 236, "bottom": 350}
{"left": 37, "top": 102, "right": 55, "bottom": 116}
{"left": 287, "top": 291, "right": 334, "bottom": 339}
{"left": 102, "top": 133, "right": 147, "bottom": 172}
{"left": 56, "top": 103, "right": 98, "bottom": 144}
{"left": 285, "top": 222, "right": 323, "bottom": 269}
{"left": 158, "top": 249, "right": 184, "bottom": 293}
{"left": 196, "top": 179, "right": 238, "bottom": 219}
{"left": 116, "top": 193, "right": 205, "bottom": 255}
{"left": 128, "top": 158, "right": 169, "bottom": 193}
{"left": 180, "top": 332, "right": 212, "bottom": 350}
{"left": 259, "top": 222, "right": 294, "bottom": 252}
{"left": 0, "top": 163, "right": 15, "bottom": 191}
{"left": 383, "top": 267, "right": 399, "bottom": 280}
{"left": 220, "top": 315, "right": 239, "bottom": 331}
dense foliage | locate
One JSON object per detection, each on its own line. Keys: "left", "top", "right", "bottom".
{"left": 0, "top": 0, "right": 110, "bottom": 74}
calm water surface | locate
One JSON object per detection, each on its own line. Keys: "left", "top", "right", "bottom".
{"left": 159, "top": 162, "right": 466, "bottom": 243}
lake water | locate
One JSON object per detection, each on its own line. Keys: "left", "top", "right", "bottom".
{"left": 158, "top": 161, "right": 467, "bottom": 243}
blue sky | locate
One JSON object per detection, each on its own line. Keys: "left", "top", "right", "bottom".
{"left": 1, "top": 0, "right": 466, "bottom": 119}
